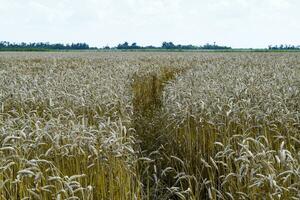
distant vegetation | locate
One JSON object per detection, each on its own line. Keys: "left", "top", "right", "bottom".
{"left": 1, "top": 41, "right": 300, "bottom": 51}
{"left": 268, "top": 44, "right": 300, "bottom": 50}
{"left": 116, "top": 41, "right": 231, "bottom": 50}
{"left": 0, "top": 41, "right": 231, "bottom": 51}
{"left": 0, "top": 41, "right": 93, "bottom": 51}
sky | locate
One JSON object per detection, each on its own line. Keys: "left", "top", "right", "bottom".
{"left": 0, "top": 0, "right": 299, "bottom": 48}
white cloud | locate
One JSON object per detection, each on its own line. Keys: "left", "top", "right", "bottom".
{"left": 0, "top": 0, "right": 299, "bottom": 48}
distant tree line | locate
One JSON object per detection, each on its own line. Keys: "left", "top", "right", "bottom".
{"left": 115, "top": 41, "right": 231, "bottom": 50}
{"left": 4, "top": 41, "right": 300, "bottom": 51}
{"left": 0, "top": 41, "right": 93, "bottom": 51}
{"left": 0, "top": 41, "right": 232, "bottom": 51}
{"left": 268, "top": 44, "right": 300, "bottom": 50}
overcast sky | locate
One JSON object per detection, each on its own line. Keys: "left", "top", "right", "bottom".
{"left": 0, "top": 0, "right": 299, "bottom": 48}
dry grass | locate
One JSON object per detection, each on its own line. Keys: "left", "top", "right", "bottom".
{"left": 0, "top": 52, "right": 299, "bottom": 199}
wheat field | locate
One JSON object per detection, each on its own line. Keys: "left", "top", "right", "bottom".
{"left": 0, "top": 52, "right": 299, "bottom": 199}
